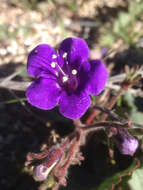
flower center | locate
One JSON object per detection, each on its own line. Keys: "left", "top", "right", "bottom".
{"left": 51, "top": 52, "right": 78, "bottom": 93}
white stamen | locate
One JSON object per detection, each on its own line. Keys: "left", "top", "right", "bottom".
{"left": 51, "top": 58, "right": 68, "bottom": 78}
{"left": 63, "top": 52, "right": 67, "bottom": 58}
{"left": 51, "top": 62, "right": 56, "bottom": 68}
{"left": 62, "top": 76, "right": 68, "bottom": 83}
{"left": 72, "top": 69, "right": 77, "bottom": 75}
{"left": 52, "top": 54, "right": 57, "bottom": 59}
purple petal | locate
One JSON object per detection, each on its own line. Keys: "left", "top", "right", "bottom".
{"left": 86, "top": 60, "right": 108, "bottom": 95}
{"left": 27, "top": 44, "right": 61, "bottom": 77}
{"left": 59, "top": 37, "right": 89, "bottom": 64}
{"left": 26, "top": 78, "right": 61, "bottom": 110}
{"left": 114, "top": 128, "right": 139, "bottom": 155}
{"left": 59, "top": 91, "right": 91, "bottom": 119}
{"left": 77, "top": 61, "right": 91, "bottom": 91}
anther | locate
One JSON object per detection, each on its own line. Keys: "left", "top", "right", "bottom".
{"left": 62, "top": 76, "right": 68, "bottom": 83}
{"left": 52, "top": 54, "right": 57, "bottom": 59}
{"left": 51, "top": 62, "right": 56, "bottom": 68}
{"left": 63, "top": 52, "right": 67, "bottom": 58}
{"left": 72, "top": 69, "right": 77, "bottom": 75}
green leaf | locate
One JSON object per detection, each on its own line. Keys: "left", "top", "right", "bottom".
{"left": 131, "top": 110, "right": 143, "bottom": 126}
{"left": 128, "top": 163, "right": 143, "bottom": 190}
{"left": 113, "top": 20, "right": 120, "bottom": 34}
{"left": 18, "top": 66, "right": 29, "bottom": 77}
{"left": 129, "top": 1, "right": 143, "bottom": 19}
{"left": 119, "top": 13, "right": 131, "bottom": 28}
{"left": 117, "top": 96, "right": 122, "bottom": 107}
{"left": 91, "top": 95, "right": 96, "bottom": 104}
{"left": 124, "top": 92, "right": 136, "bottom": 109}
{"left": 98, "top": 159, "right": 139, "bottom": 190}
{"left": 100, "top": 31, "right": 115, "bottom": 47}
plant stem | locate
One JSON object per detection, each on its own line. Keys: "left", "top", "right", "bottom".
{"left": 100, "top": 88, "right": 123, "bottom": 121}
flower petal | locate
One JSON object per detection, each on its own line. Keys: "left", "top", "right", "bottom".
{"left": 86, "top": 60, "right": 108, "bottom": 95}
{"left": 77, "top": 61, "right": 91, "bottom": 91}
{"left": 59, "top": 91, "right": 91, "bottom": 119}
{"left": 26, "top": 78, "right": 61, "bottom": 110}
{"left": 27, "top": 44, "right": 59, "bottom": 77}
{"left": 59, "top": 37, "right": 89, "bottom": 64}
{"left": 113, "top": 128, "right": 139, "bottom": 155}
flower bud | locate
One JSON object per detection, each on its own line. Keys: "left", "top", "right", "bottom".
{"left": 33, "top": 148, "right": 63, "bottom": 181}
{"left": 113, "top": 128, "right": 138, "bottom": 155}
{"left": 33, "top": 164, "right": 52, "bottom": 181}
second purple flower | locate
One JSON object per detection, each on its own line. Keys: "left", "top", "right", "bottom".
{"left": 26, "top": 37, "right": 108, "bottom": 119}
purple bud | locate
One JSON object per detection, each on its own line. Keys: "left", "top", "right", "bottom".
{"left": 33, "top": 165, "right": 49, "bottom": 181}
{"left": 33, "top": 148, "right": 63, "bottom": 181}
{"left": 113, "top": 128, "right": 139, "bottom": 155}
{"left": 33, "top": 162, "right": 57, "bottom": 181}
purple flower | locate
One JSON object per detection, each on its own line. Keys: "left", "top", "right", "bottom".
{"left": 26, "top": 37, "right": 108, "bottom": 119}
{"left": 114, "top": 128, "right": 139, "bottom": 155}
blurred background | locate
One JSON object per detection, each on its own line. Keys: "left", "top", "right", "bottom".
{"left": 0, "top": 0, "right": 143, "bottom": 190}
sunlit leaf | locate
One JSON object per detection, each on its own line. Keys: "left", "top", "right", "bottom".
{"left": 128, "top": 162, "right": 143, "bottom": 190}
{"left": 98, "top": 159, "right": 139, "bottom": 190}
{"left": 119, "top": 13, "right": 131, "bottom": 28}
